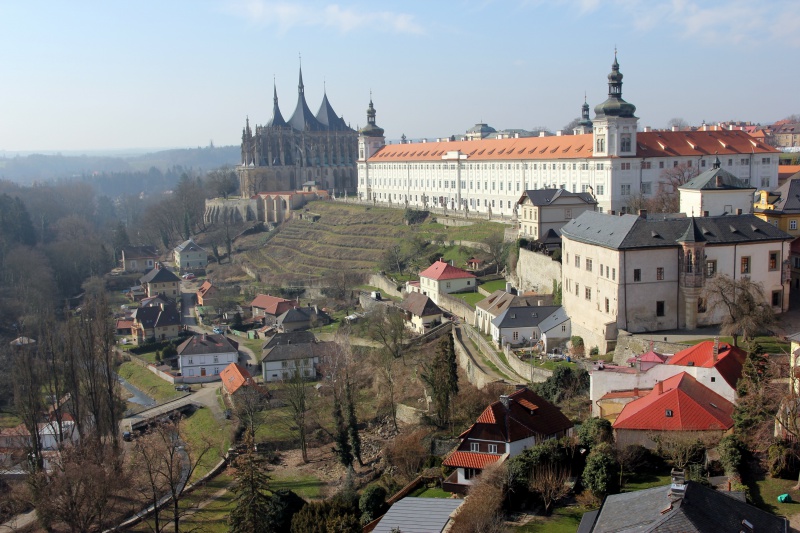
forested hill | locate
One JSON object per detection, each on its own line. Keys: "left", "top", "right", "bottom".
{"left": 0, "top": 145, "right": 239, "bottom": 184}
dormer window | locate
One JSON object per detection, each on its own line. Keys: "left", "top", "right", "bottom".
{"left": 470, "top": 442, "right": 479, "bottom": 452}
{"left": 665, "top": 409, "right": 673, "bottom": 417}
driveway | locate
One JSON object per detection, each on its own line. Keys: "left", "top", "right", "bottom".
{"left": 180, "top": 282, "right": 197, "bottom": 328}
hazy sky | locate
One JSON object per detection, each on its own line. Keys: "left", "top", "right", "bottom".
{"left": 1, "top": 0, "right": 798, "bottom": 153}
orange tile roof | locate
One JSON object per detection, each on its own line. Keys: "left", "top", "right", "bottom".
{"left": 612, "top": 372, "right": 734, "bottom": 431}
{"left": 250, "top": 294, "right": 298, "bottom": 316}
{"left": 667, "top": 340, "right": 746, "bottom": 388}
{"left": 419, "top": 260, "right": 476, "bottom": 281}
{"left": 600, "top": 388, "right": 652, "bottom": 400}
{"left": 442, "top": 451, "right": 502, "bottom": 469}
{"left": 220, "top": 363, "right": 261, "bottom": 395}
{"left": 779, "top": 165, "right": 800, "bottom": 181}
{"left": 368, "top": 130, "right": 776, "bottom": 163}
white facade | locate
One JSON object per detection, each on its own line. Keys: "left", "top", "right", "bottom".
{"left": 518, "top": 190, "right": 597, "bottom": 239}
{"left": 263, "top": 356, "right": 318, "bottom": 382}
{"left": 679, "top": 188, "right": 755, "bottom": 217}
{"left": 179, "top": 350, "right": 237, "bottom": 378}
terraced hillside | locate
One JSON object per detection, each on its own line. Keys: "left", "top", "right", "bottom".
{"left": 241, "top": 202, "right": 412, "bottom": 285}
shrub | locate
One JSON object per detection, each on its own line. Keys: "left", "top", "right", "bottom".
{"left": 577, "top": 418, "right": 614, "bottom": 449}
{"left": 359, "top": 485, "right": 387, "bottom": 524}
{"left": 718, "top": 435, "right": 746, "bottom": 477}
{"left": 618, "top": 444, "right": 664, "bottom": 476}
{"left": 583, "top": 443, "right": 620, "bottom": 499}
{"left": 768, "top": 440, "right": 800, "bottom": 479}
{"left": 589, "top": 346, "right": 599, "bottom": 356}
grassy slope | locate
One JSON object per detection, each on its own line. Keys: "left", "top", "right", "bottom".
{"left": 118, "top": 361, "right": 180, "bottom": 402}
{"left": 180, "top": 406, "right": 233, "bottom": 481}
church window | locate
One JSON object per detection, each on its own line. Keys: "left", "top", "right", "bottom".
{"left": 596, "top": 136, "right": 605, "bottom": 152}
{"left": 620, "top": 133, "right": 632, "bottom": 152}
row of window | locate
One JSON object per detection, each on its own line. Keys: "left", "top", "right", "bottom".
{"left": 470, "top": 442, "right": 499, "bottom": 454}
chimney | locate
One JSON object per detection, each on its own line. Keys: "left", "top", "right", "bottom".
{"left": 736, "top": 208, "right": 743, "bottom": 215}
{"left": 499, "top": 395, "right": 510, "bottom": 409}
{"left": 712, "top": 336, "right": 720, "bottom": 362}
{"left": 638, "top": 209, "right": 647, "bottom": 219}
{"left": 619, "top": 212, "right": 625, "bottom": 217}
{"left": 556, "top": 130, "right": 563, "bottom": 136}
{"left": 539, "top": 131, "right": 546, "bottom": 137}
{"left": 716, "top": 175, "right": 723, "bottom": 188}
{"left": 657, "top": 381, "right": 663, "bottom": 394}
{"left": 643, "top": 126, "right": 652, "bottom": 132}
{"left": 703, "top": 210, "right": 709, "bottom": 217}
{"left": 538, "top": 299, "right": 544, "bottom": 306}
{"left": 633, "top": 387, "right": 639, "bottom": 396}
{"left": 672, "top": 126, "right": 679, "bottom": 132}
{"left": 505, "top": 282, "right": 512, "bottom": 294}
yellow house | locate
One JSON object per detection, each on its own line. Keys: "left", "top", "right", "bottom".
{"left": 754, "top": 178, "right": 800, "bottom": 237}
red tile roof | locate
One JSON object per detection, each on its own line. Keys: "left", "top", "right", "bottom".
{"left": 600, "top": 388, "right": 652, "bottom": 400}
{"left": 462, "top": 388, "right": 573, "bottom": 443}
{"left": 220, "top": 363, "right": 262, "bottom": 395}
{"left": 367, "top": 130, "right": 776, "bottom": 163}
{"left": 419, "top": 259, "right": 476, "bottom": 281}
{"left": 116, "top": 319, "right": 134, "bottom": 330}
{"left": 250, "top": 294, "right": 298, "bottom": 316}
{"left": 612, "top": 372, "right": 734, "bottom": 431}
{"left": 442, "top": 451, "right": 502, "bottom": 469}
{"left": 196, "top": 280, "right": 215, "bottom": 299}
{"left": 779, "top": 165, "right": 800, "bottom": 181}
{"left": 667, "top": 340, "right": 746, "bottom": 388}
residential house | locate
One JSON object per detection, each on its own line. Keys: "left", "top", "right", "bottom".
{"left": 491, "top": 304, "right": 570, "bottom": 352}
{"left": 0, "top": 419, "right": 79, "bottom": 474}
{"left": 250, "top": 294, "right": 298, "bottom": 325}
{"left": 474, "top": 290, "right": 553, "bottom": 336}
{"left": 115, "top": 318, "right": 133, "bottom": 336}
{"left": 196, "top": 280, "right": 218, "bottom": 306}
{"left": 773, "top": 122, "right": 800, "bottom": 149}
{"left": 561, "top": 210, "right": 792, "bottom": 352}
{"left": 219, "top": 363, "right": 266, "bottom": 396}
{"left": 754, "top": 178, "right": 800, "bottom": 292}
{"left": 578, "top": 475, "right": 787, "bottom": 532}
{"left": 778, "top": 165, "right": 800, "bottom": 186}
{"left": 260, "top": 332, "right": 336, "bottom": 382}
{"left": 173, "top": 239, "right": 208, "bottom": 272}
{"left": 591, "top": 339, "right": 746, "bottom": 419}
{"left": 678, "top": 157, "right": 756, "bottom": 217}
{"left": 120, "top": 245, "right": 159, "bottom": 273}
{"left": 372, "top": 497, "right": 463, "bottom": 533}
{"left": 517, "top": 188, "right": 597, "bottom": 241}
{"left": 409, "top": 259, "right": 476, "bottom": 306}
{"left": 131, "top": 303, "right": 182, "bottom": 344}
{"left": 612, "top": 372, "right": 734, "bottom": 449}
{"left": 276, "top": 305, "right": 331, "bottom": 332}
{"left": 140, "top": 294, "right": 175, "bottom": 308}
{"left": 442, "top": 387, "right": 573, "bottom": 493}
{"left": 177, "top": 333, "right": 239, "bottom": 380}
{"left": 398, "top": 292, "right": 443, "bottom": 334}
{"left": 138, "top": 265, "right": 181, "bottom": 299}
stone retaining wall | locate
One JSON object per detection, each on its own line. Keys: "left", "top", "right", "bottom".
{"left": 516, "top": 248, "right": 561, "bottom": 294}
{"left": 613, "top": 332, "right": 691, "bottom": 365}
{"left": 505, "top": 345, "right": 554, "bottom": 384}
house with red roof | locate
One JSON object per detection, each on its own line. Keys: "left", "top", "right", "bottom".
{"left": 590, "top": 339, "right": 746, "bottom": 420}
{"left": 442, "top": 387, "right": 573, "bottom": 493}
{"left": 408, "top": 259, "right": 476, "bottom": 305}
{"left": 612, "top": 372, "right": 734, "bottom": 449}
{"left": 196, "top": 280, "right": 218, "bottom": 306}
{"left": 219, "top": 362, "right": 265, "bottom": 396}
{"left": 250, "top": 294, "right": 298, "bottom": 325}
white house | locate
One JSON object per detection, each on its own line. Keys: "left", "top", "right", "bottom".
{"left": 517, "top": 188, "right": 597, "bottom": 240}
{"left": 357, "top": 56, "right": 779, "bottom": 216}
{"left": 177, "top": 333, "right": 239, "bottom": 380}
{"left": 490, "top": 304, "right": 570, "bottom": 353}
{"left": 409, "top": 259, "right": 476, "bottom": 305}
{"left": 259, "top": 331, "right": 337, "bottom": 382}
{"left": 678, "top": 157, "right": 756, "bottom": 217}
{"left": 560, "top": 210, "right": 792, "bottom": 353}
{"left": 398, "top": 292, "right": 443, "bottom": 334}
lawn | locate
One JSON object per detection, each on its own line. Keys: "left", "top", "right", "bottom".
{"left": 180, "top": 406, "right": 233, "bottom": 481}
{"left": 515, "top": 505, "right": 590, "bottom": 532}
{"left": 622, "top": 472, "right": 672, "bottom": 492}
{"left": 271, "top": 471, "right": 325, "bottom": 500}
{"left": 408, "top": 485, "right": 451, "bottom": 498}
{"left": 480, "top": 279, "right": 508, "bottom": 293}
{"left": 0, "top": 410, "right": 21, "bottom": 429}
{"left": 117, "top": 361, "right": 180, "bottom": 402}
{"left": 747, "top": 475, "right": 799, "bottom": 519}
{"left": 537, "top": 359, "right": 577, "bottom": 371}
{"left": 450, "top": 291, "right": 485, "bottom": 306}
{"left": 684, "top": 335, "right": 789, "bottom": 355}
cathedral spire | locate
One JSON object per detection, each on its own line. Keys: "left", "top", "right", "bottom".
{"left": 298, "top": 55, "right": 304, "bottom": 95}
{"left": 267, "top": 79, "right": 287, "bottom": 127}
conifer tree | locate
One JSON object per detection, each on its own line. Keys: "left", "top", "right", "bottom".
{"left": 345, "top": 379, "right": 363, "bottom": 466}
{"left": 332, "top": 394, "right": 354, "bottom": 468}
{"left": 229, "top": 434, "right": 273, "bottom": 533}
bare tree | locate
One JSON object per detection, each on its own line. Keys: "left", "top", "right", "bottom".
{"left": 650, "top": 431, "right": 718, "bottom": 470}
{"left": 449, "top": 462, "right": 507, "bottom": 533}
{"left": 667, "top": 117, "right": 689, "bottom": 130}
{"left": 206, "top": 166, "right": 239, "bottom": 200}
{"left": 365, "top": 307, "right": 410, "bottom": 431}
{"left": 704, "top": 274, "right": 776, "bottom": 347}
{"left": 483, "top": 231, "right": 508, "bottom": 274}
{"left": 284, "top": 361, "right": 310, "bottom": 463}
{"left": 234, "top": 384, "right": 269, "bottom": 443}
{"left": 529, "top": 463, "right": 571, "bottom": 515}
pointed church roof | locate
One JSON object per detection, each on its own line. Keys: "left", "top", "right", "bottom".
{"left": 594, "top": 53, "right": 637, "bottom": 119}
{"left": 676, "top": 218, "right": 706, "bottom": 243}
{"left": 315, "top": 90, "right": 350, "bottom": 131}
{"left": 266, "top": 82, "right": 287, "bottom": 127}
{"left": 288, "top": 67, "right": 325, "bottom": 131}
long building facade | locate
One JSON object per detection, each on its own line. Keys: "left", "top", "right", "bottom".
{"left": 356, "top": 56, "right": 779, "bottom": 215}
{"left": 238, "top": 68, "right": 358, "bottom": 197}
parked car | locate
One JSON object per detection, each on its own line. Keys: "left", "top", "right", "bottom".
{"left": 182, "top": 273, "right": 196, "bottom": 280}
{"left": 212, "top": 326, "right": 223, "bottom": 334}
{"left": 175, "top": 384, "right": 191, "bottom": 392}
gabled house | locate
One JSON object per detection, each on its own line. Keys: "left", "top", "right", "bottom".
{"left": 398, "top": 292, "right": 443, "bottom": 334}
{"left": 590, "top": 339, "right": 746, "bottom": 418}
{"left": 276, "top": 305, "right": 331, "bottom": 332}
{"left": 120, "top": 245, "right": 159, "bottom": 273}
{"left": 260, "top": 332, "right": 336, "bottom": 382}
{"left": 173, "top": 239, "right": 208, "bottom": 272}
{"left": 579, "top": 476, "right": 787, "bottom": 533}
{"left": 612, "top": 372, "right": 734, "bottom": 449}
{"left": 250, "top": 294, "right": 298, "bottom": 325}
{"left": 372, "top": 497, "right": 464, "bottom": 533}
{"left": 196, "top": 280, "right": 218, "bottom": 306}
{"left": 678, "top": 157, "right": 756, "bottom": 217}
{"left": 131, "top": 303, "right": 182, "bottom": 344}
{"left": 410, "top": 259, "right": 477, "bottom": 305}
{"left": 0, "top": 419, "right": 79, "bottom": 474}
{"left": 517, "top": 188, "right": 597, "bottom": 241}
{"left": 442, "top": 387, "right": 573, "bottom": 493}
{"left": 491, "top": 304, "right": 570, "bottom": 352}
{"left": 138, "top": 265, "right": 181, "bottom": 299}
{"left": 177, "top": 333, "right": 239, "bottom": 380}
{"left": 474, "top": 290, "right": 554, "bottom": 336}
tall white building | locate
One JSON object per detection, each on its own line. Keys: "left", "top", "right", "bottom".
{"left": 357, "top": 56, "right": 778, "bottom": 215}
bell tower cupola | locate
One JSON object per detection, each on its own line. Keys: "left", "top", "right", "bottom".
{"left": 592, "top": 51, "right": 638, "bottom": 158}
{"left": 358, "top": 94, "right": 385, "bottom": 162}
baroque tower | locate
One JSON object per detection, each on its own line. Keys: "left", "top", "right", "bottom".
{"left": 592, "top": 53, "right": 638, "bottom": 158}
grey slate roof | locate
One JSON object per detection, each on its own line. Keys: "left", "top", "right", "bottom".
{"left": 589, "top": 482, "right": 787, "bottom": 533}
{"left": 761, "top": 178, "right": 800, "bottom": 214}
{"left": 132, "top": 304, "right": 181, "bottom": 329}
{"left": 679, "top": 165, "right": 754, "bottom": 191}
{"left": 519, "top": 188, "right": 597, "bottom": 206}
{"left": 263, "top": 331, "right": 316, "bottom": 350}
{"left": 139, "top": 266, "right": 181, "bottom": 285}
{"left": 177, "top": 334, "right": 238, "bottom": 356}
{"left": 174, "top": 239, "right": 207, "bottom": 254}
{"left": 261, "top": 340, "right": 337, "bottom": 363}
{"left": 492, "top": 305, "right": 562, "bottom": 330}
{"left": 562, "top": 211, "right": 792, "bottom": 250}
{"left": 277, "top": 306, "right": 331, "bottom": 327}
{"left": 315, "top": 93, "right": 350, "bottom": 131}
{"left": 372, "top": 497, "right": 463, "bottom": 533}
{"left": 399, "top": 292, "right": 443, "bottom": 318}
{"left": 121, "top": 245, "right": 158, "bottom": 259}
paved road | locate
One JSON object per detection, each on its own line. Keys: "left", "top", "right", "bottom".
{"left": 180, "top": 282, "right": 197, "bottom": 328}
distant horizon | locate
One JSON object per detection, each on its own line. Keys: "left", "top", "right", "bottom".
{"left": 1, "top": 1, "right": 798, "bottom": 152}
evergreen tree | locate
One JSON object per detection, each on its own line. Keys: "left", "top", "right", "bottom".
{"left": 229, "top": 435, "right": 273, "bottom": 533}
{"left": 332, "top": 394, "right": 354, "bottom": 468}
{"left": 422, "top": 334, "right": 459, "bottom": 429}
{"left": 583, "top": 443, "right": 621, "bottom": 499}
{"left": 112, "top": 220, "right": 130, "bottom": 254}
{"left": 345, "top": 379, "right": 363, "bottom": 466}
